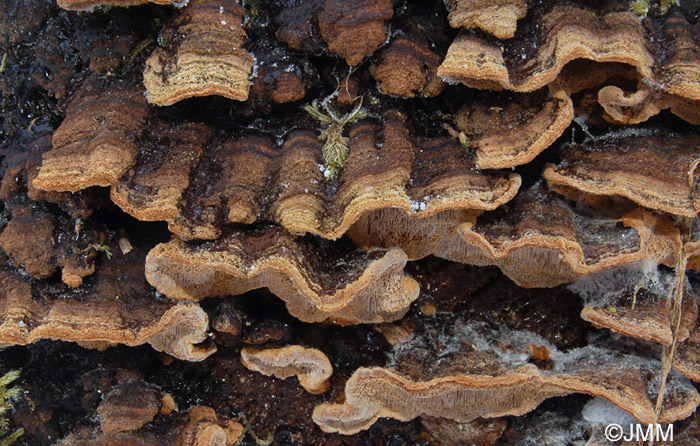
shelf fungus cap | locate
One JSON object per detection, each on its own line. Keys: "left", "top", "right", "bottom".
{"left": 445, "top": 0, "right": 527, "bottom": 39}
{"left": 575, "top": 268, "right": 698, "bottom": 346}
{"left": 177, "top": 407, "right": 244, "bottom": 446}
{"left": 449, "top": 184, "right": 676, "bottom": 287}
{"left": 145, "top": 227, "right": 420, "bottom": 325}
{"left": 57, "top": 0, "right": 176, "bottom": 11}
{"left": 438, "top": 6, "right": 653, "bottom": 92}
{"left": 318, "top": 0, "right": 393, "bottom": 66}
{"left": 455, "top": 85, "right": 573, "bottom": 169}
{"left": 543, "top": 133, "right": 700, "bottom": 217}
{"left": 96, "top": 380, "right": 161, "bottom": 433}
{"left": 0, "top": 255, "right": 215, "bottom": 362}
{"left": 143, "top": 0, "right": 254, "bottom": 106}
{"left": 313, "top": 322, "right": 699, "bottom": 434}
{"left": 33, "top": 78, "right": 148, "bottom": 192}
{"left": 240, "top": 345, "right": 333, "bottom": 394}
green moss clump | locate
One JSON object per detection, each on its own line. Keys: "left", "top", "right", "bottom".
{"left": 0, "top": 369, "right": 23, "bottom": 446}
{"left": 303, "top": 97, "right": 368, "bottom": 180}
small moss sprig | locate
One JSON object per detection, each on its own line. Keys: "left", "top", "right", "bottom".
{"left": 303, "top": 96, "right": 368, "bottom": 180}
{"left": 631, "top": 0, "right": 679, "bottom": 17}
{"left": 0, "top": 369, "right": 23, "bottom": 446}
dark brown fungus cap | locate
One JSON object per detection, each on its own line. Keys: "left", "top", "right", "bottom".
{"left": 351, "top": 183, "right": 676, "bottom": 287}
{"left": 57, "top": 406, "right": 243, "bottom": 446}
{"left": 444, "top": 0, "right": 526, "bottom": 39}
{"left": 145, "top": 226, "right": 419, "bottom": 325}
{"left": 175, "top": 406, "right": 244, "bottom": 446}
{"left": 97, "top": 380, "right": 162, "bottom": 433}
{"left": 438, "top": 6, "right": 653, "bottom": 92}
{"left": 318, "top": 0, "right": 393, "bottom": 66}
{"left": 0, "top": 203, "right": 105, "bottom": 287}
{"left": 143, "top": 0, "right": 254, "bottom": 106}
{"left": 57, "top": 0, "right": 175, "bottom": 11}
{"left": 147, "top": 113, "right": 520, "bottom": 240}
{"left": 579, "top": 269, "right": 698, "bottom": 346}
{"left": 0, "top": 247, "right": 214, "bottom": 361}
{"left": 369, "top": 35, "right": 444, "bottom": 98}
{"left": 33, "top": 78, "right": 148, "bottom": 192}
{"left": 110, "top": 121, "right": 210, "bottom": 222}
{"left": 598, "top": 84, "right": 700, "bottom": 126}
{"left": 313, "top": 322, "right": 699, "bottom": 434}
{"left": 240, "top": 345, "right": 333, "bottom": 394}
{"left": 655, "top": 12, "right": 700, "bottom": 101}
{"left": 454, "top": 84, "right": 573, "bottom": 169}
{"left": 456, "top": 185, "right": 677, "bottom": 287}
{"left": 421, "top": 416, "right": 507, "bottom": 446}
{"left": 676, "top": 320, "right": 700, "bottom": 382}
{"left": 543, "top": 133, "right": 700, "bottom": 217}
{"left": 0, "top": 208, "right": 56, "bottom": 279}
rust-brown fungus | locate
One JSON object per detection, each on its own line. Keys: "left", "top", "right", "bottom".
{"left": 313, "top": 321, "right": 699, "bottom": 434}
{"left": 240, "top": 345, "right": 333, "bottom": 394}
{"left": 453, "top": 84, "right": 573, "bottom": 169}
{"left": 143, "top": 0, "right": 254, "bottom": 106}
{"left": 438, "top": 6, "right": 653, "bottom": 92}
{"left": 575, "top": 267, "right": 698, "bottom": 345}
{"left": 351, "top": 183, "right": 676, "bottom": 287}
{"left": 96, "top": 379, "right": 161, "bottom": 433}
{"left": 543, "top": 132, "right": 700, "bottom": 217}
{"left": 56, "top": 0, "right": 176, "bottom": 11}
{"left": 33, "top": 77, "right": 148, "bottom": 192}
{"left": 318, "top": 0, "right": 393, "bottom": 66}
{"left": 444, "top": 0, "right": 526, "bottom": 39}
{"left": 369, "top": 35, "right": 444, "bottom": 98}
{"left": 145, "top": 226, "right": 420, "bottom": 324}
{"left": 162, "top": 114, "right": 521, "bottom": 240}
{"left": 0, "top": 248, "right": 214, "bottom": 361}
{"left": 110, "top": 121, "right": 210, "bottom": 222}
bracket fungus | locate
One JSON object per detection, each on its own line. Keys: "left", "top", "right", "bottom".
{"left": 0, "top": 248, "right": 214, "bottom": 362}
{"left": 438, "top": 6, "right": 653, "bottom": 92}
{"left": 313, "top": 321, "right": 699, "bottom": 434}
{"left": 143, "top": 0, "right": 254, "bottom": 105}
{"left": 240, "top": 345, "right": 333, "bottom": 394}
{"left": 444, "top": 0, "right": 527, "bottom": 40}
{"left": 33, "top": 78, "right": 148, "bottom": 192}
{"left": 145, "top": 227, "right": 419, "bottom": 324}
{"left": 4, "top": 0, "right": 700, "bottom": 443}
{"left": 544, "top": 132, "right": 700, "bottom": 217}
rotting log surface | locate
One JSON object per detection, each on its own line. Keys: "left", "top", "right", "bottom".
{"left": 2, "top": 0, "right": 700, "bottom": 445}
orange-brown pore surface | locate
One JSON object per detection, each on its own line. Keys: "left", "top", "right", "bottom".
{"left": 0, "top": 245, "right": 214, "bottom": 361}
{"left": 56, "top": 0, "right": 176, "bottom": 11}
{"left": 543, "top": 133, "right": 700, "bottom": 217}
{"left": 350, "top": 183, "right": 677, "bottom": 287}
{"left": 313, "top": 322, "right": 699, "bottom": 434}
{"left": 145, "top": 226, "right": 419, "bottom": 325}
{"left": 597, "top": 84, "right": 700, "bottom": 126}
{"left": 143, "top": 0, "right": 254, "bottom": 106}
{"left": 33, "top": 77, "right": 148, "bottom": 192}
{"left": 444, "top": 0, "right": 526, "bottom": 39}
{"left": 453, "top": 84, "right": 573, "bottom": 169}
{"left": 240, "top": 345, "right": 333, "bottom": 394}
